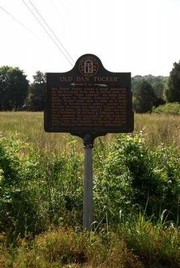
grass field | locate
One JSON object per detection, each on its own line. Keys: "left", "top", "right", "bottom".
{"left": 0, "top": 112, "right": 179, "bottom": 267}
{"left": 0, "top": 112, "right": 180, "bottom": 152}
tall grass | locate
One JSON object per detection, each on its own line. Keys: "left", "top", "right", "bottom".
{"left": 135, "top": 113, "right": 180, "bottom": 148}
{"left": 0, "top": 112, "right": 180, "bottom": 153}
{"left": 119, "top": 212, "right": 180, "bottom": 267}
{"left": 0, "top": 112, "right": 82, "bottom": 155}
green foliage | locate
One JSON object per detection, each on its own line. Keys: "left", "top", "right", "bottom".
{"left": 41, "top": 140, "right": 83, "bottom": 227}
{"left": 94, "top": 134, "right": 180, "bottom": 224}
{"left": 25, "top": 71, "right": 46, "bottom": 111}
{"left": 0, "top": 130, "right": 179, "bottom": 267}
{"left": 93, "top": 138, "right": 132, "bottom": 224}
{"left": 1, "top": 132, "right": 179, "bottom": 238}
{"left": 0, "top": 134, "right": 45, "bottom": 238}
{"left": 132, "top": 75, "right": 168, "bottom": 100}
{"left": 153, "top": 102, "right": 180, "bottom": 115}
{"left": 165, "top": 61, "right": 180, "bottom": 102}
{"left": 0, "top": 134, "right": 83, "bottom": 239}
{"left": 119, "top": 213, "right": 180, "bottom": 267}
{"left": 133, "top": 80, "right": 158, "bottom": 113}
{"left": 0, "top": 131, "right": 179, "bottom": 245}
{"left": 0, "top": 66, "right": 29, "bottom": 111}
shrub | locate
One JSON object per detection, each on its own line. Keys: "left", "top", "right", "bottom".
{"left": 0, "top": 134, "right": 83, "bottom": 239}
{"left": 0, "top": 134, "right": 45, "bottom": 239}
{"left": 153, "top": 102, "right": 180, "bottom": 115}
{"left": 94, "top": 133, "right": 180, "bottom": 224}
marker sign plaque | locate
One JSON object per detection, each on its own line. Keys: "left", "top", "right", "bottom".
{"left": 44, "top": 54, "right": 134, "bottom": 140}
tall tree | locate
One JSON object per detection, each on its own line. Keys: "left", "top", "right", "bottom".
{"left": 25, "top": 71, "right": 46, "bottom": 111}
{"left": 133, "top": 80, "right": 157, "bottom": 113}
{"left": 165, "top": 61, "right": 180, "bottom": 102}
{"left": 0, "top": 66, "right": 29, "bottom": 111}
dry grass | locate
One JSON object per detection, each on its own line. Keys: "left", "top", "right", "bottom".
{"left": 0, "top": 112, "right": 180, "bottom": 155}
{"left": 1, "top": 222, "right": 179, "bottom": 267}
{"left": 2, "top": 228, "right": 143, "bottom": 268}
{"left": 0, "top": 112, "right": 81, "bottom": 155}
{"left": 134, "top": 113, "right": 180, "bottom": 148}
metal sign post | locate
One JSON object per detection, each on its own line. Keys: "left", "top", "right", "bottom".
{"left": 83, "top": 134, "right": 93, "bottom": 230}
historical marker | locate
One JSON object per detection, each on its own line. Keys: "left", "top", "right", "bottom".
{"left": 44, "top": 54, "right": 134, "bottom": 143}
{"left": 44, "top": 54, "right": 134, "bottom": 230}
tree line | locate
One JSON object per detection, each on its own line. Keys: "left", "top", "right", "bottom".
{"left": 0, "top": 67, "right": 46, "bottom": 111}
{"left": 0, "top": 62, "right": 180, "bottom": 112}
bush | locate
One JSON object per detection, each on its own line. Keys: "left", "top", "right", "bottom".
{"left": 153, "top": 102, "right": 180, "bottom": 115}
{"left": 94, "top": 134, "right": 180, "bottom": 224}
{"left": 0, "top": 134, "right": 83, "bottom": 239}
{"left": 0, "top": 134, "right": 45, "bottom": 239}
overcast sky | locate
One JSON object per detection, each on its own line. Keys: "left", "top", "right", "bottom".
{"left": 0, "top": 0, "right": 180, "bottom": 81}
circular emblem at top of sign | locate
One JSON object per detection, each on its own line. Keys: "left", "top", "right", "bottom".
{"left": 79, "top": 55, "right": 99, "bottom": 76}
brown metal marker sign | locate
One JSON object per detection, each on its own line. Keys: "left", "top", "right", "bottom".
{"left": 44, "top": 54, "right": 134, "bottom": 142}
{"left": 44, "top": 54, "right": 134, "bottom": 229}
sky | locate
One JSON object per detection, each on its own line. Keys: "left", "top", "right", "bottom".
{"left": 0, "top": 0, "right": 180, "bottom": 82}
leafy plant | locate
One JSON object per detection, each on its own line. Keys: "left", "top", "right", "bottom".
{"left": 0, "top": 134, "right": 84, "bottom": 239}
{"left": 153, "top": 102, "right": 180, "bottom": 115}
{"left": 0, "top": 134, "right": 45, "bottom": 239}
{"left": 94, "top": 133, "right": 180, "bottom": 224}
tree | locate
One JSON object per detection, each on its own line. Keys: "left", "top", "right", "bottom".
{"left": 132, "top": 75, "right": 168, "bottom": 101}
{"left": 25, "top": 71, "right": 46, "bottom": 111}
{"left": 0, "top": 66, "right": 29, "bottom": 111}
{"left": 133, "top": 80, "right": 157, "bottom": 113}
{"left": 165, "top": 61, "right": 180, "bottom": 102}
